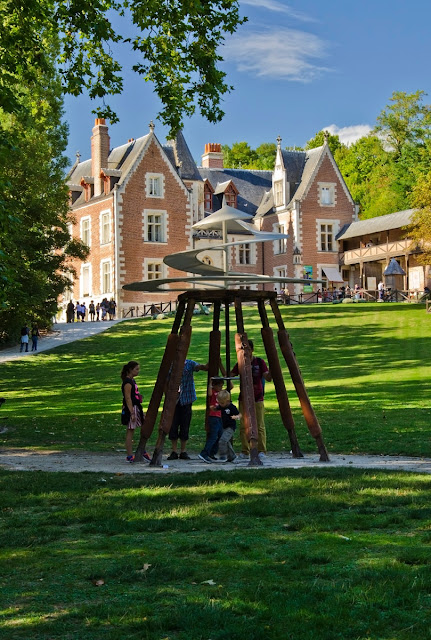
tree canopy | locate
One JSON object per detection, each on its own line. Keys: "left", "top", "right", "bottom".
{"left": 1, "top": 0, "right": 245, "bottom": 136}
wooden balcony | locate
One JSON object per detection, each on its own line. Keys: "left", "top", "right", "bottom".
{"left": 342, "top": 239, "right": 416, "bottom": 265}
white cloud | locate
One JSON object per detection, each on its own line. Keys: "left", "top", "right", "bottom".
{"left": 323, "top": 124, "right": 373, "bottom": 145}
{"left": 240, "top": 0, "right": 314, "bottom": 21}
{"left": 224, "top": 28, "right": 330, "bottom": 82}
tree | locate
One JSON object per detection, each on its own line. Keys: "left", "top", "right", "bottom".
{"left": 408, "top": 172, "right": 431, "bottom": 265}
{"left": 0, "top": 52, "right": 88, "bottom": 342}
{"left": 305, "top": 130, "right": 344, "bottom": 156}
{"left": 222, "top": 142, "right": 258, "bottom": 169}
{"left": 0, "top": 0, "right": 246, "bottom": 136}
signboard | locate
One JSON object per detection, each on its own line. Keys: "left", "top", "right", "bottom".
{"left": 367, "top": 276, "right": 377, "bottom": 290}
{"left": 303, "top": 285, "right": 314, "bottom": 293}
{"left": 303, "top": 265, "right": 313, "bottom": 279}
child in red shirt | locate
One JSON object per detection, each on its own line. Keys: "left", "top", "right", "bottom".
{"left": 198, "top": 377, "right": 224, "bottom": 463}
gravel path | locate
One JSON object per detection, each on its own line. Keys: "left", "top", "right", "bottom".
{"left": 1, "top": 448, "right": 431, "bottom": 475}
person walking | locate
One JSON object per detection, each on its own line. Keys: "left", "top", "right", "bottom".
{"left": 89, "top": 301, "right": 96, "bottom": 321}
{"left": 20, "top": 324, "right": 29, "bottom": 352}
{"left": 31, "top": 323, "right": 40, "bottom": 351}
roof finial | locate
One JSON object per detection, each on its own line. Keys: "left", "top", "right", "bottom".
{"left": 149, "top": 120, "right": 155, "bottom": 133}
{"left": 76, "top": 151, "right": 81, "bottom": 162}
{"left": 276, "top": 135, "right": 282, "bottom": 148}
{"left": 323, "top": 130, "right": 329, "bottom": 144}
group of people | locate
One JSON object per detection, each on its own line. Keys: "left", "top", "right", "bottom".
{"left": 20, "top": 323, "right": 40, "bottom": 352}
{"left": 120, "top": 339, "right": 272, "bottom": 464}
{"left": 66, "top": 298, "right": 117, "bottom": 323}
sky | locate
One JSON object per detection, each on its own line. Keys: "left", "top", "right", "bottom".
{"left": 64, "top": 0, "right": 431, "bottom": 167}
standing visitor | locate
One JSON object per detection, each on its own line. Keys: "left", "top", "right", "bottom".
{"left": 231, "top": 339, "right": 272, "bottom": 460}
{"left": 167, "top": 359, "right": 208, "bottom": 460}
{"left": 89, "top": 301, "right": 96, "bottom": 321}
{"left": 198, "top": 377, "right": 224, "bottom": 463}
{"left": 20, "top": 324, "right": 29, "bottom": 352}
{"left": 31, "top": 323, "right": 40, "bottom": 351}
{"left": 121, "top": 361, "right": 150, "bottom": 463}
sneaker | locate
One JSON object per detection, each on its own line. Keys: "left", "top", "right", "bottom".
{"left": 179, "top": 452, "right": 191, "bottom": 460}
{"left": 126, "top": 455, "right": 134, "bottom": 463}
{"left": 167, "top": 451, "right": 179, "bottom": 460}
{"left": 228, "top": 455, "right": 238, "bottom": 463}
{"left": 209, "top": 455, "right": 218, "bottom": 461}
{"left": 217, "top": 456, "right": 228, "bottom": 463}
{"left": 238, "top": 453, "right": 249, "bottom": 460}
{"left": 198, "top": 453, "right": 212, "bottom": 463}
{"left": 258, "top": 452, "right": 267, "bottom": 460}
{"left": 142, "top": 452, "right": 151, "bottom": 461}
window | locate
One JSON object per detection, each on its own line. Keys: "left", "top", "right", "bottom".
{"left": 204, "top": 185, "right": 213, "bottom": 211}
{"left": 274, "top": 180, "right": 283, "bottom": 207}
{"left": 320, "top": 223, "right": 334, "bottom": 251}
{"left": 275, "top": 267, "right": 286, "bottom": 288}
{"left": 225, "top": 187, "right": 237, "bottom": 208}
{"left": 101, "top": 260, "right": 111, "bottom": 293}
{"left": 146, "top": 173, "right": 164, "bottom": 198}
{"left": 81, "top": 217, "right": 91, "bottom": 247}
{"left": 146, "top": 213, "right": 164, "bottom": 242}
{"left": 274, "top": 223, "right": 286, "bottom": 254}
{"left": 319, "top": 183, "right": 335, "bottom": 206}
{"left": 82, "top": 265, "right": 91, "bottom": 297}
{"left": 238, "top": 244, "right": 251, "bottom": 265}
{"left": 147, "top": 262, "right": 163, "bottom": 280}
{"left": 100, "top": 211, "right": 111, "bottom": 244}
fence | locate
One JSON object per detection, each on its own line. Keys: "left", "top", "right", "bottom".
{"left": 122, "top": 301, "right": 178, "bottom": 318}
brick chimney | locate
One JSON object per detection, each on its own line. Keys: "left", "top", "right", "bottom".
{"left": 91, "top": 118, "right": 110, "bottom": 197}
{"left": 201, "top": 143, "right": 224, "bottom": 169}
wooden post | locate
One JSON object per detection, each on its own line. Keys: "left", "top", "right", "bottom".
{"left": 269, "top": 298, "right": 329, "bottom": 462}
{"left": 134, "top": 300, "right": 186, "bottom": 461}
{"left": 234, "top": 297, "right": 261, "bottom": 466}
{"left": 205, "top": 301, "right": 222, "bottom": 433}
{"left": 150, "top": 299, "right": 194, "bottom": 467}
{"left": 257, "top": 300, "right": 303, "bottom": 458}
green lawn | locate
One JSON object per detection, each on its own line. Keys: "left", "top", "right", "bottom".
{"left": 0, "top": 302, "right": 430, "bottom": 457}
{"left": 1, "top": 468, "right": 431, "bottom": 640}
{"left": 1, "top": 302, "right": 431, "bottom": 639}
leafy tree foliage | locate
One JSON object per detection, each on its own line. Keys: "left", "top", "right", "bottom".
{"left": 222, "top": 142, "right": 276, "bottom": 170}
{"left": 408, "top": 172, "right": 431, "bottom": 264}
{"left": 1, "top": 0, "right": 245, "bottom": 136}
{"left": 0, "top": 55, "right": 88, "bottom": 342}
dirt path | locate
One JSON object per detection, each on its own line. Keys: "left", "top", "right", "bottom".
{"left": 1, "top": 448, "right": 431, "bottom": 475}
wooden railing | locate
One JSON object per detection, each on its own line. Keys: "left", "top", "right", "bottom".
{"left": 343, "top": 239, "right": 415, "bottom": 264}
{"left": 122, "top": 301, "right": 178, "bottom": 318}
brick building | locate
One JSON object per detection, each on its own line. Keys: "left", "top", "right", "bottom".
{"left": 65, "top": 121, "right": 358, "bottom": 317}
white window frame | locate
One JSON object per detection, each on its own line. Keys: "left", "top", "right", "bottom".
{"left": 237, "top": 243, "right": 255, "bottom": 266}
{"left": 144, "top": 258, "right": 165, "bottom": 281}
{"left": 81, "top": 263, "right": 91, "bottom": 298}
{"left": 273, "top": 223, "right": 286, "bottom": 255}
{"left": 100, "top": 259, "right": 112, "bottom": 294}
{"left": 143, "top": 209, "right": 167, "bottom": 243}
{"left": 80, "top": 216, "right": 91, "bottom": 247}
{"left": 317, "top": 219, "right": 339, "bottom": 252}
{"left": 318, "top": 182, "right": 335, "bottom": 207}
{"left": 274, "top": 180, "right": 284, "bottom": 207}
{"left": 100, "top": 210, "right": 111, "bottom": 245}
{"left": 146, "top": 173, "right": 164, "bottom": 198}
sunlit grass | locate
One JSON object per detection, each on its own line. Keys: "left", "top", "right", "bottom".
{"left": 0, "top": 302, "right": 430, "bottom": 456}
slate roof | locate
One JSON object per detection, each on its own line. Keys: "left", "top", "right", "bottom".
{"left": 163, "top": 131, "right": 202, "bottom": 181}
{"left": 336, "top": 209, "right": 414, "bottom": 240}
{"left": 198, "top": 168, "right": 273, "bottom": 216}
{"left": 286, "top": 146, "right": 324, "bottom": 204}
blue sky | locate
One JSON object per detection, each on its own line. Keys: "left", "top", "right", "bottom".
{"left": 64, "top": 0, "right": 431, "bottom": 167}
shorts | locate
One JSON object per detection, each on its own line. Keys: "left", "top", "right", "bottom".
{"left": 169, "top": 403, "right": 192, "bottom": 441}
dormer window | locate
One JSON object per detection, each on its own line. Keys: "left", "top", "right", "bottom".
{"left": 225, "top": 185, "right": 237, "bottom": 208}
{"left": 204, "top": 182, "right": 213, "bottom": 211}
{"left": 146, "top": 173, "right": 164, "bottom": 198}
{"left": 319, "top": 183, "right": 335, "bottom": 206}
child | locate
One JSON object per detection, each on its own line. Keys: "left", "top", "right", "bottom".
{"left": 215, "top": 389, "right": 241, "bottom": 463}
{"left": 121, "top": 360, "right": 150, "bottom": 463}
{"left": 198, "top": 377, "right": 224, "bottom": 463}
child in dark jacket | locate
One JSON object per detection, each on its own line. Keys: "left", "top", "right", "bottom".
{"left": 215, "top": 389, "right": 241, "bottom": 463}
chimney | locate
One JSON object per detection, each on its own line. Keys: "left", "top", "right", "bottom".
{"left": 201, "top": 143, "right": 224, "bottom": 169}
{"left": 91, "top": 118, "right": 110, "bottom": 197}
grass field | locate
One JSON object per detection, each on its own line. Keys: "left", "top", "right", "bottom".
{"left": 0, "top": 302, "right": 430, "bottom": 457}
{"left": 2, "top": 467, "right": 431, "bottom": 640}
{"left": 1, "top": 302, "right": 431, "bottom": 639}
